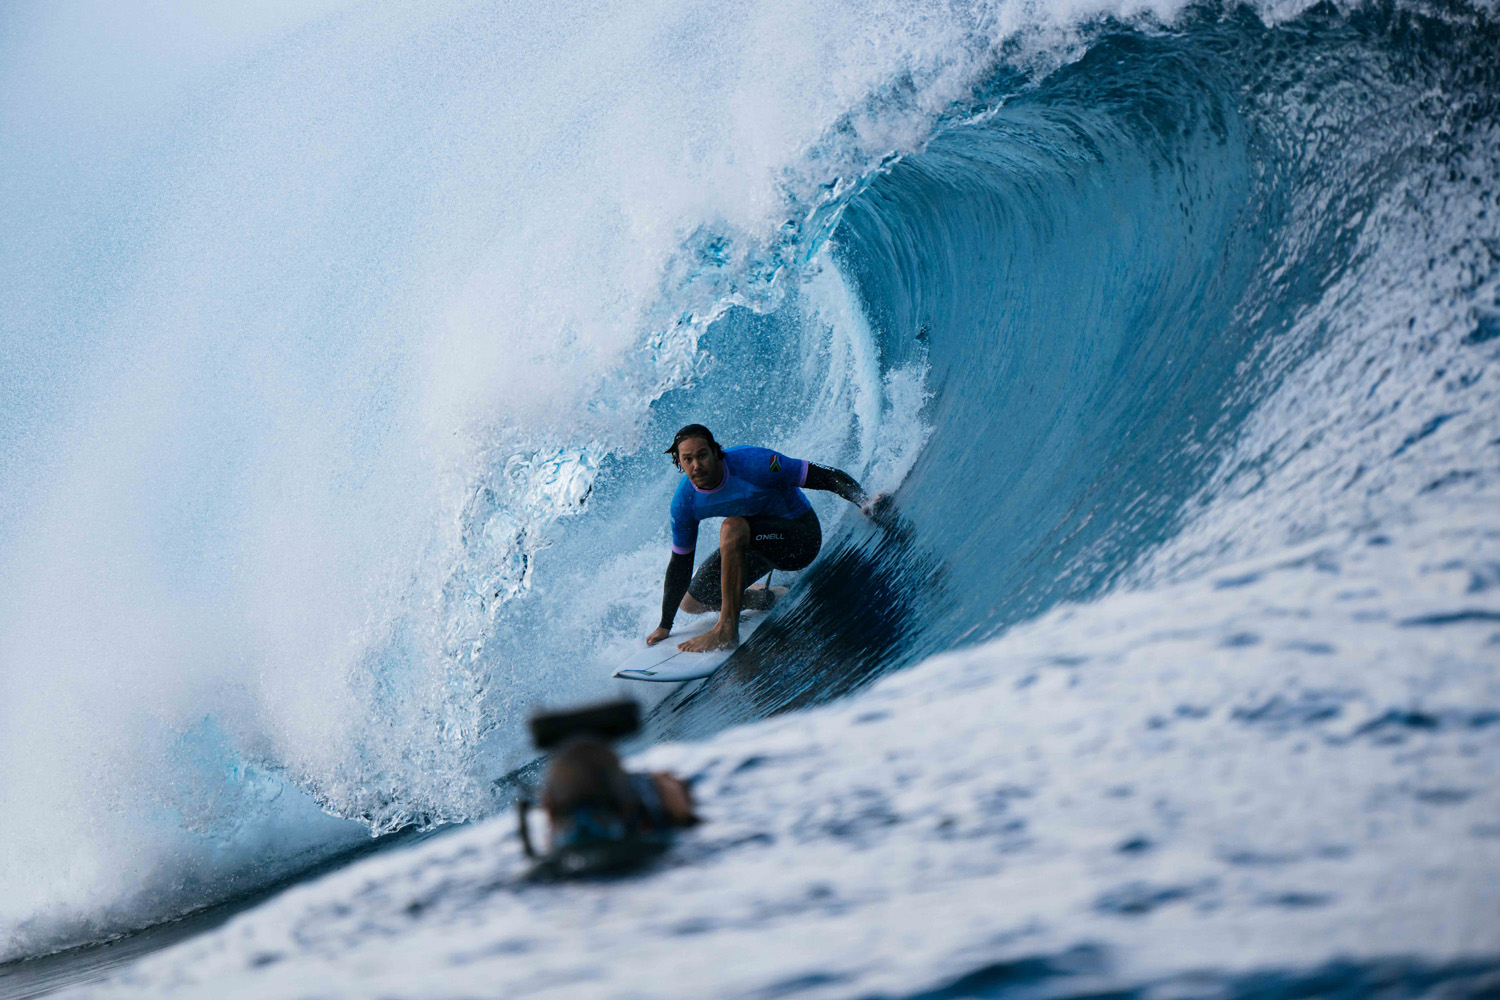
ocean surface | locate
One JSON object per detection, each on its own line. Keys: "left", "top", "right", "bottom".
{"left": 1, "top": 0, "right": 1497, "bottom": 995}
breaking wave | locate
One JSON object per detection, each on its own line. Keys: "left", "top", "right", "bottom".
{"left": 1, "top": 0, "right": 1496, "bottom": 964}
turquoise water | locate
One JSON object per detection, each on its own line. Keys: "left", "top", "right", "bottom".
{"left": 1, "top": 0, "right": 1497, "bottom": 988}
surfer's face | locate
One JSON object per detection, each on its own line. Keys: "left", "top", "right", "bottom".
{"left": 677, "top": 438, "right": 720, "bottom": 489}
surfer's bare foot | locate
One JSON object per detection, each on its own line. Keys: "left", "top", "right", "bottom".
{"left": 678, "top": 625, "right": 738, "bottom": 653}
{"left": 645, "top": 626, "right": 672, "bottom": 646}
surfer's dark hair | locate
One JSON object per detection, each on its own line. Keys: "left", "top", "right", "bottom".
{"left": 665, "top": 424, "right": 725, "bottom": 468}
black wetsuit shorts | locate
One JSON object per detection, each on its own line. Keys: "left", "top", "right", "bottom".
{"left": 686, "top": 508, "right": 821, "bottom": 609}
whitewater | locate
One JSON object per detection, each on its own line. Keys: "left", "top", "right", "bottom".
{"left": 1, "top": 0, "right": 1497, "bottom": 995}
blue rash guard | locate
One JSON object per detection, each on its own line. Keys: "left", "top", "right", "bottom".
{"left": 669, "top": 446, "right": 811, "bottom": 554}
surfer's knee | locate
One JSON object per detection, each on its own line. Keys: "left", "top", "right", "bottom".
{"left": 680, "top": 593, "right": 710, "bottom": 614}
{"left": 720, "top": 516, "right": 750, "bottom": 549}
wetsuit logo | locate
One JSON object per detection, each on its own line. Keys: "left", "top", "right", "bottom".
{"left": 769, "top": 455, "right": 781, "bottom": 472}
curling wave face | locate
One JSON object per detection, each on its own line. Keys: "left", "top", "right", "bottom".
{"left": 2, "top": 0, "right": 1498, "bottom": 971}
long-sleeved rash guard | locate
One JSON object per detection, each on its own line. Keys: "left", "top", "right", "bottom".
{"left": 658, "top": 447, "right": 866, "bottom": 629}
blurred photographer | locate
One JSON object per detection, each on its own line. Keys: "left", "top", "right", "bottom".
{"left": 521, "top": 698, "right": 697, "bottom": 875}
{"left": 541, "top": 738, "right": 697, "bottom": 851}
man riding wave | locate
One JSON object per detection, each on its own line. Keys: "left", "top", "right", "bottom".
{"left": 646, "top": 424, "right": 883, "bottom": 653}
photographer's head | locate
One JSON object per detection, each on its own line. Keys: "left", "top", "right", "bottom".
{"left": 540, "top": 737, "right": 698, "bottom": 850}
{"left": 541, "top": 739, "right": 636, "bottom": 840}
{"left": 524, "top": 699, "right": 698, "bottom": 869}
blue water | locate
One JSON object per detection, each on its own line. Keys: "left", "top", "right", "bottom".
{"left": 1, "top": 0, "right": 1498, "bottom": 992}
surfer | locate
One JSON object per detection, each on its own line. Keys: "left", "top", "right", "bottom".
{"left": 646, "top": 423, "right": 886, "bottom": 653}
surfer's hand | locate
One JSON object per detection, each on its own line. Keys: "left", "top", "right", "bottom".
{"left": 645, "top": 626, "right": 672, "bottom": 646}
{"left": 861, "top": 493, "right": 894, "bottom": 521}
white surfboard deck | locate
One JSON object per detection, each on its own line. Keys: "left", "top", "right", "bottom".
{"left": 614, "top": 612, "right": 765, "bottom": 682}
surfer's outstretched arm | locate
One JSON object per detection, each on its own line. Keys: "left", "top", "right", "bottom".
{"left": 647, "top": 551, "right": 694, "bottom": 645}
{"left": 803, "top": 464, "right": 867, "bottom": 505}
{"left": 805, "top": 464, "right": 894, "bottom": 521}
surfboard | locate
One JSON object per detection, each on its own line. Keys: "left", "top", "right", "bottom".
{"left": 613, "top": 612, "right": 765, "bottom": 682}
